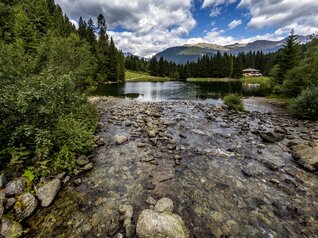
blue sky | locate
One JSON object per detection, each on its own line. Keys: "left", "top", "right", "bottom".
{"left": 56, "top": 0, "right": 318, "bottom": 57}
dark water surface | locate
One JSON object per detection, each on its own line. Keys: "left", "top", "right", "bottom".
{"left": 92, "top": 81, "right": 260, "bottom": 101}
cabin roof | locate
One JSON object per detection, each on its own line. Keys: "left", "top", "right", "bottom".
{"left": 243, "top": 68, "right": 260, "bottom": 72}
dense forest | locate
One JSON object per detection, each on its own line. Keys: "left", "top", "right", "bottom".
{"left": 0, "top": 0, "right": 123, "bottom": 175}
{"left": 148, "top": 51, "right": 277, "bottom": 79}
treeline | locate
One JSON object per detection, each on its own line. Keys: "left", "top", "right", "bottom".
{"left": 148, "top": 51, "right": 277, "bottom": 79}
{"left": 125, "top": 55, "right": 148, "bottom": 72}
{"left": 0, "top": 0, "right": 121, "bottom": 176}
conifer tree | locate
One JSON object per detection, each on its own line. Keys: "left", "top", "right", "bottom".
{"left": 276, "top": 29, "right": 300, "bottom": 84}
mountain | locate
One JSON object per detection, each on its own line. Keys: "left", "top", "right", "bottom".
{"left": 155, "top": 35, "right": 311, "bottom": 64}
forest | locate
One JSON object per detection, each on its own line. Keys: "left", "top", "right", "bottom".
{"left": 0, "top": 0, "right": 124, "bottom": 175}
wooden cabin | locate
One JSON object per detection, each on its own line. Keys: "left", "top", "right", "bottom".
{"left": 242, "top": 68, "right": 263, "bottom": 77}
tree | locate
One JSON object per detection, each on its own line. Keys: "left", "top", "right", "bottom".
{"left": 96, "top": 14, "right": 110, "bottom": 81}
{"left": 107, "top": 37, "right": 119, "bottom": 81}
{"left": 232, "top": 56, "right": 243, "bottom": 79}
{"left": 149, "top": 57, "right": 158, "bottom": 76}
{"left": 276, "top": 29, "right": 300, "bottom": 84}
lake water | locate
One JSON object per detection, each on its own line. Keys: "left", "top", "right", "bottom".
{"left": 92, "top": 81, "right": 260, "bottom": 102}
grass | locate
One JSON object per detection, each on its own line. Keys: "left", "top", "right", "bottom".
{"left": 241, "top": 76, "right": 271, "bottom": 84}
{"left": 125, "top": 70, "right": 170, "bottom": 82}
{"left": 186, "top": 78, "right": 239, "bottom": 82}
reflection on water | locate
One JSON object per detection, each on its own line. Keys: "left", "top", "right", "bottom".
{"left": 92, "top": 81, "right": 261, "bottom": 102}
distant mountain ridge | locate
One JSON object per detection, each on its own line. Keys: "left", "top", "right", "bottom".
{"left": 155, "top": 35, "right": 310, "bottom": 64}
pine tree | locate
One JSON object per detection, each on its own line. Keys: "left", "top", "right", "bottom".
{"left": 276, "top": 29, "right": 300, "bottom": 84}
{"left": 108, "top": 37, "right": 119, "bottom": 81}
{"left": 232, "top": 56, "right": 243, "bottom": 79}
{"left": 149, "top": 57, "right": 158, "bottom": 76}
{"left": 96, "top": 14, "right": 109, "bottom": 81}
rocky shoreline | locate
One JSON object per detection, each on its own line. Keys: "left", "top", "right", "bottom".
{"left": 1, "top": 96, "right": 318, "bottom": 238}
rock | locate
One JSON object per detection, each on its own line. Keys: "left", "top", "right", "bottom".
{"left": 82, "top": 162, "right": 94, "bottom": 171}
{"left": 55, "top": 172, "right": 66, "bottom": 180}
{"left": 146, "top": 196, "right": 157, "bottom": 206}
{"left": 287, "top": 139, "right": 304, "bottom": 148}
{"left": 136, "top": 209, "right": 189, "bottom": 238}
{"left": 260, "top": 131, "right": 285, "bottom": 143}
{"left": 62, "top": 176, "right": 71, "bottom": 184}
{"left": 242, "top": 164, "right": 264, "bottom": 177}
{"left": 292, "top": 144, "right": 318, "bottom": 172}
{"left": 154, "top": 198, "right": 174, "bottom": 214}
{"left": 36, "top": 179, "right": 61, "bottom": 207}
{"left": 5, "top": 178, "right": 25, "bottom": 196}
{"left": 119, "top": 205, "right": 134, "bottom": 237}
{"left": 19, "top": 192, "right": 37, "bottom": 218}
{"left": 162, "top": 120, "right": 175, "bottom": 126}
{"left": 115, "top": 135, "right": 128, "bottom": 145}
{"left": 5, "top": 198, "right": 16, "bottom": 210}
{"left": 96, "top": 122, "right": 105, "bottom": 131}
{"left": 76, "top": 155, "right": 90, "bottom": 166}
{"left": 137, "top": 142, "right": 146, "bottom": 148}
{"left": 73, "top": 178, "right": 82, "bottom": 186}
{"left": 0, "top": 218, "right": 23, "bottom": 238}
{"left": 0, "top": 199, "right": 4, "bottom": 217}
{"left": 148, "top": 130, "right": 156, "bottom": 138}
{"left": 95, "top": 136, "right": 106, "bottom": 146}
{"left": 0, "top": 173, "right": 7, "bottom": 189}
{"left": 179, "top": 133, "right": 187, "bottom": 138}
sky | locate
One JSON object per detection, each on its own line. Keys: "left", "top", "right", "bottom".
{"left": 56, "top": 0, "right": 318, "bottom": 57}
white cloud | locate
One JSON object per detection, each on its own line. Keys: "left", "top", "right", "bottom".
{"left": 210, "top": 7, "right": 222, "bottom": 17}
{"left": 202, "top": 0, "right": 237, "bottom": 9}
{"left": 55, "top": 0, "right": 196, "bottom": 57}
{"left": 238, "top": 0, "right": 318, "bottom": 34}
{"left": 55, "top": 0, "right": 318, "bottom": 58}
{"left": 228, "top": 19, "right": 242, "bottom": 29}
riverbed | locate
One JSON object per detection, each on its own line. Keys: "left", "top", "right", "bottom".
{"left": 26, "top": 97, "right": 318, "bottom": 238}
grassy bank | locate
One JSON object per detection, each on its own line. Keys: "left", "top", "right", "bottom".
{"left": 186, "top": 78, "right": 239, "bottom": 82}
{"left": 125, "top": 70, "right": 170, "bottom": 82}
{"left": 241, "top": 76, "right": 271, "bottom": 84}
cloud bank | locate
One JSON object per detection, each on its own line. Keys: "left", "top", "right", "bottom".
{"left": 56, "top": 0, "right": 318, "bottom": 57}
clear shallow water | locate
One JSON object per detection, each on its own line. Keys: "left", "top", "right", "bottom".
{"left": 92, "top": 81, "right": 260, "bottom": 102}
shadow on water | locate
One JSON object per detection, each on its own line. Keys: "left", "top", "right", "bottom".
{"left": 91, "top": 81, "right": 261, "bottom": 101}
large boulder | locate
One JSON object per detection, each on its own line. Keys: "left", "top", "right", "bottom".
{"left": 0, "top": 218, "right": 23, "bottom": 238}
{"left": 5, "top": 178, "right": 25, "bottom": 196}
{"left": 260, "top": 131, "right": 285, "bottom": 143}
{"left": 36, "top": 179, "right": 61, "bottom": 207}
{"left": 292, "top": 144, "right": 318, "bottom": 172}
{"left": 136, "top": 198, "right": 189, "bottom": 238}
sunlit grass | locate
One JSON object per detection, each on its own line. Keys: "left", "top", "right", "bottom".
{"left": 125, "top": 70, "right": 169, "bottom": 81}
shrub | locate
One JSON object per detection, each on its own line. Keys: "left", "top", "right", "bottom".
{"left": 289, "top": 87, "right": 318, "bottom": 119}
{"left": 0, "top": 72, "right": 98, "bottom": 175}
{"left": 224, "top": 94, "right": 244, "bottom": 111}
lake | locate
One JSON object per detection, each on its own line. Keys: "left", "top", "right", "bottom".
{"left": 92, "top": 81, "right": 261, "bottom": 102}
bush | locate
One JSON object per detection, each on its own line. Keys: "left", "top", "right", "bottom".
{"left": 289, "top": 87, "right": 318, "bottom": 119}
{"left": 0, "top": 72, "right": 98, "bottom": 176}
{"left": 224, "top": 94, "right": 244, "bottom": 111}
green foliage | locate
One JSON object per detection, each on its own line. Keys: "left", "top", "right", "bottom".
{"left": 289, "top": 87, "right": 318, "bottom": 119}
{"left": 1, "top": 73, "right": 98, "bottom": 175}
{"left": 23, "top": 169, "right": 35, "bottom": 182}
{"left": 224, "top": 94, "right": 244, "bottom": 111}
{"left": 275, "top": 30, "right": 301, "bottom": 84}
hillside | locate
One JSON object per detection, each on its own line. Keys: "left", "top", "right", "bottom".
{"left": 156, "top": 35, "right": 310, "bottom": 64}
